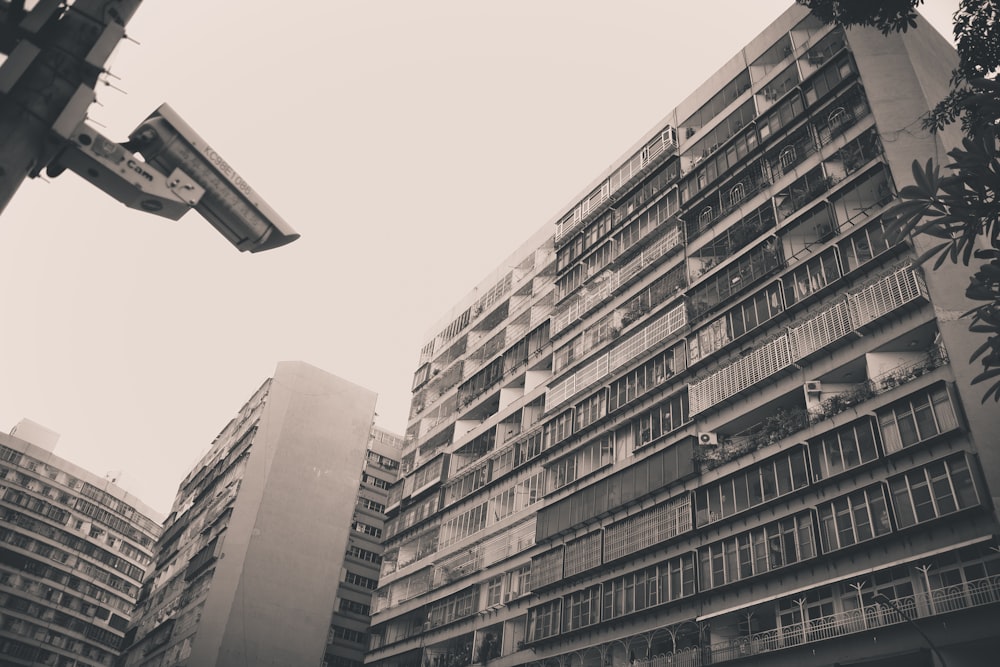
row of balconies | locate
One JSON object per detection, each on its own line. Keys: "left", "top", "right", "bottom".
{"left": 555, "top": 128, "right": 679, "bottom": 247}
{"left": 633, "top": 572, "right": 1000, "bottom": 666}
{"left": 689, "top": 264, "right": 928, "bottom": 415}
{"left": 546, "top": 118, "right": 884, "bottom": 420}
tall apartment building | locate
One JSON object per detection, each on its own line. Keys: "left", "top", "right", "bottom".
{"left": 325, "top": 426, "right": 404, "bottom": 667}
{"left": 370, "top": 6, "right": 1000, "bottom": 667}
{"left": 0, "top": 421, "right": 161, "bottom": 667}
{"left": 119, "top": 361, "right": 379, "bottom": 667}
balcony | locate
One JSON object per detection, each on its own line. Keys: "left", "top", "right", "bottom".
{"left": 547, "top": 302, "right": 687, "bottom": 410}
{"left": 693, "top": 575, "right": 1000, "bottom": 665}
{"left": 556, "top": 128, "right": 678, "bottom": 246}
{"left": 689, "top": 265, "right": 928, "bottom": 416}
{"left": 695, "top": 340, "right": 949, "bottom": 470}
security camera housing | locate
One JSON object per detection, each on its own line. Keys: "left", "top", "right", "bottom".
{"left": 49, "top": 104, "right": 299, "bottom": 253}
{"left": 128, "top": 104, "right": 299, "bottom": 252}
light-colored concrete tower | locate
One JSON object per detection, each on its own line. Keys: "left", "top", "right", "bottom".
{"left": 120, "top": 361, "right": 378, "bottom": 667}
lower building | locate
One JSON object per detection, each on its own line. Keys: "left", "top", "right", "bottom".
{"left": 325, "top": 426, "right": 404, "bottom": 667}
{"left": 119, "top": 361, "right": 379, "bottom": 667}
{"left": 0, "top": 421, "right": 162, "bottom": 667}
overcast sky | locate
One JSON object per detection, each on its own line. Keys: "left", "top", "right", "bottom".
{"left": 0, "top": 1, "right": 959, "bottom": 516}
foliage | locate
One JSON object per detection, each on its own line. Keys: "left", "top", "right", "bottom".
{"left": 889, "top": 108, "right": 1000, "bottom": 401}
{"left": 798, "top": 0, "right": 922, "bottom": 35}
{"left": 797, "top": 0, "right": 1000, "bottom": 402}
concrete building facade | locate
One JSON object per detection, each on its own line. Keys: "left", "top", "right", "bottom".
{"left": 324, "top": 426, "right": 404, "bottom": 667}
{"left": 119, "top": 361, "right": 378, "bottom": 667}
{"left": 0, "top": 424, "right": 161, "bottom": 666}
{"left": 369, "top": 6, "right": 1000, "bottom": 667}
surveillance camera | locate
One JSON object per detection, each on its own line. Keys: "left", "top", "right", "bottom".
{"left": 126, "top": 104, "right": 299, "bottom": 252}
{"left": 49, "top": 104, "right": 299, "bottom": 253}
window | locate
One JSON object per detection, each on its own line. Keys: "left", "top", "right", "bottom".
{"left": 344, "top": 571, "right": 378, "bottom": 590}
{"left": 484, "top": 575, "right": 503, "bottom": 607}
{"left": 782, "top": 248, "right": 841, "bottom": 305}
{"left": 427, "top": 587, "right": 478, "bottom": 628}
{"left": 603, "top": 565, "right": 658, "bottom": 620}
{"left": 608, "top": 350, "right": 676, "bottom": 412}
{"left": 348, "top": 545, "right": 382, "bottom": 564}
{"left": 729, "top": 282, "right": 784, "bottom": 339}
{"left": 563, "top": 585, "right": 601, "bottom": 631}
{"left": 358, "top": 497, "right": 386, "bottom": 513}
{"left": 527, "top": 599, "right": 562, "bottom": 641}
{"left": 543, "top": 410, "right": 575, "bottom": 450}
{"left": 632, "top": 394, "right": 687, "bottom": 449}
{"left": 729, "top": 182, "right": 746, "bottom": 207}
{"left": 362, "top": 473, "right": 392, "bottom": 490}
{"left": 817, "top": 484, "right": 892, "bottom": 552}
{"left": 699, "top": 206, "right": 715, "bottom": 228}
{"left": 696, "top": 447, "right": 809, "bottom": 525}
{"left": 803, "top": 53, "right": 856, "bottom": 106}
{"left": 546, "top": 436, "right": 613, "bottom": 491}
{"left": 439, "top": 501, "right": 489, "bottom": 548}
{"left": 351, "top": 520, "right": 382, "bottom": 538}
{"left": 827, "top": 107, "right": 848, "bottom": 129}
{"left": 508, "top": 564, "right": 531, "bottom": 598}
{"left": 699, "top": 511, "right": 815, "bottom": 588}
{"left": 878, "top": 386, "right": 960, "bottom": 453}
{"left": 339, "top": 598, "right": 372, "bottom": 616}
{"left": 889, "top": 454, "right": 980, "bottom": 528}
{"left": 808, "top": 418, "right": 879, "bottom": 481}
{"left": 575, "top": 391, "right": 607, "bottom": 431}
{"left": 838, "top": 215, "right": 893, "bottom": 272}
{"left": 779, "top": 145, "right": 796, "bottom": 169}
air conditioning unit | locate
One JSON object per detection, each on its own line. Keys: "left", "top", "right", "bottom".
{"left": 804, "top": 380, "right": 823, "bottom": 393}
{"left": 698, "top": 432, "right": 719, "bottom": 446}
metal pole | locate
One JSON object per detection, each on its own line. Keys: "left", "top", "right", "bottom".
{"left": 0, "top": 0, "right": 144, "bottom": 213}
{"left": 872, "top": 593, "right": 948, "bottom": 667}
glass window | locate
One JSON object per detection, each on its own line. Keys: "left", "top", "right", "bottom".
{"left": 809, "top": 419, "right": 879, "bottom": 481}
{"left": 878, "top": 387, "right": 960, "bottom": 453}
{"left": 889, "top": 454, "right": 980, "bottom": 529}
{"left": 817, "top": 484, "right": 892, "bottom": 552}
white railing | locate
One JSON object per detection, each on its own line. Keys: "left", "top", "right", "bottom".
{"left": 848, "top": 264, "right": 927, "bottom": 328}
{"left": 705, "top": 574, "right": 1000, "bottom": 664}
{"left": 556, "top": 128, "right": 677, "bottom": 245}
{"left": 689, "top": 265, "right": 928, "bottom": 415}
{"left": 689, "top": 334, "right": 793, "bottom": 415}
{"left": 787, "top": 298, "right": 852, "bottom": 359}
{"left": 481, "top": 518, "right": 536, "bottom": 567}
{"left": 617, "top": 224, "right": 684, "bottom": 286}
{"left": 551, "top": 272, "right": 616, "bottom": 336}
{"left": 627, "top": 575, "right": 1000, "bottom": 667}
{"left": 603, "top": 495, "right": 692, "bottom": 562}
{"left": 547, "top": 302, "right": 686, "bottom": 410}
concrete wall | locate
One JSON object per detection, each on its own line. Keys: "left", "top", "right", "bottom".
{"left": 188, "top": 361, "right": 378, "bottom": 666}
{"left": 846, "top": 19, "right": 1000, "bottom": 515}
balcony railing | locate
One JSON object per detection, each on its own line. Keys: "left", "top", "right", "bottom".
{"left": 695, "top": 342, "right": 949, "bottom": 469}
{"left": 547, "top": 302, "right": 686, "bottom": 410}
{"left": 551, "top": 223, "right": 683, "bottom": 338}
{"left": 690, "top": 265, "right": 927, "bottom": 415}
{"left": 556, "top": 128, "right": 677, "bottom": 246}
{"left": 633, "top": 575, "right": 1000, "bottom": 667}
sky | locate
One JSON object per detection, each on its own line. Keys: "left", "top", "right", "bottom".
{"left": 0, "top": 0, "right": 960, "bottom": 516}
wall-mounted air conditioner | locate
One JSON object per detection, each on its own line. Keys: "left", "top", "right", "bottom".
{"left": 804, "top": 380, "right": 823, "bottom": 393}
{"left": 697, "top": 432, "right": 719, "bottom": 446}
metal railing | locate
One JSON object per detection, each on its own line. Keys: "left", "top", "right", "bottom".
{"left": 631, "top": 575, "right": 1000, "bottom": 667}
